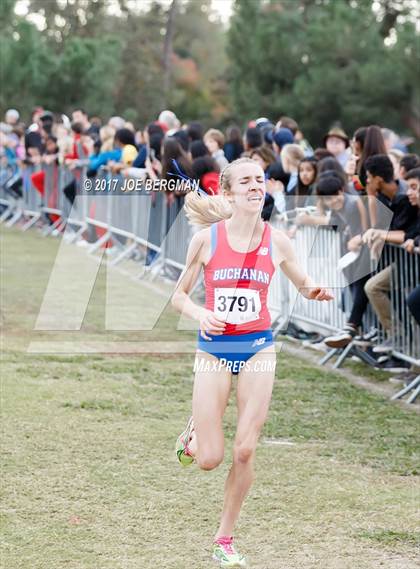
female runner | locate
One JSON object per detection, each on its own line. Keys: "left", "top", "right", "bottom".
{"left": 171, "top": 157, "right": 333, "bottom": 568}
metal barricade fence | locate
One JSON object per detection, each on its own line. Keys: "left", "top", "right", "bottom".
{"left": 23, "top": 166, "right": 43, "bottom": 217}
{"left": 5, "top": 164, "right": 43, "bottom": 229}
{"left": 41, "top": 164, "right": 62, "bottom": 234}
{"left": 269, "top": 217, "right": 349, "bottom": 335}
{"left": 0, "top": 164, "right": 22, "bottom": 224}
{"left": 3, "top": 165, "right": 418, "bottom": 369}
{"left": 85, "top": 167, "right": 111, "bottom": 250}
{"left": 162, "top": 196, "right": 192, "bottom": 271}
{"left": 83, "top": 170, "right": 164, "bottom": 263}
{"left": 380, "top": 244, "right": 420, "bottom": 364}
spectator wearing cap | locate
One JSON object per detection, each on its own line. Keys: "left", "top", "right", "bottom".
{"left": 324, "top": 126, "right": 350, "bottom": 169}
{"left": 272, "top": 127, "right": 294, "bottom": 157}
{"left": 277, "top": 116, "right": 313, "bottom": 156}
{"left": 224, "top": 126, "right": 244, "bottom": 163}
{"left": 204, "top": 128, "right": 228, "bottom": 170}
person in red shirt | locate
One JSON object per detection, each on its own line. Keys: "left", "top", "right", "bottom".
{"left": 64, "top": 122, "right": 90, "bottom": 164}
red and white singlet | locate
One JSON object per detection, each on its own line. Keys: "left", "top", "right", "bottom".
{"left": 203, "top": 220, "right": 276, "bottom": 335}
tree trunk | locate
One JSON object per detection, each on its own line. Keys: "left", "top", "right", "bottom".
{"left": 162, "top": 0, "right": 177, "bottom": 108}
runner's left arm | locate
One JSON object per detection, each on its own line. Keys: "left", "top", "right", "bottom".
{"left": 272, "top": 229, "right": 334, "bottom": 301}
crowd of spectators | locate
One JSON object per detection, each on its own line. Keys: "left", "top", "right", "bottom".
{"left": 1, "top": 106, "right": 419, "bottom": 384}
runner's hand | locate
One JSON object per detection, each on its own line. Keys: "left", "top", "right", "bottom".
{"left": 306, "top": 287, "right": 334, "bottom": 301}
{"left": 198, "top": 308, "right": 226, "bottom": 340}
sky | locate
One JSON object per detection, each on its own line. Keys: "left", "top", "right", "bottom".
{"left": 212, "top": 0, "right": 233, "bottom": 23}
{"left": 15, "top": 0, "right": 234, "bottom": 25}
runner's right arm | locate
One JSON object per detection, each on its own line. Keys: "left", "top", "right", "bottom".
{"left": 171, "top": 229, "right": 226, "bottom": 339}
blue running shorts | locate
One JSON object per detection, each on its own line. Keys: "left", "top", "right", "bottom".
{"left": 197, "top": 329, "right": 274, "bottom": 375}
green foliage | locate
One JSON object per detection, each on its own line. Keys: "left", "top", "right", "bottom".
{"left": 0, "top": 4, "right": 122, "bottom": 119}
{"left": 1, "top": 0, "right": 418, "bottom": 139}
{"left": 1, "top": 0, "right": 227, "bottom": 126}
{"left": 228, "top": 0, "right": 419, "bottom": 143}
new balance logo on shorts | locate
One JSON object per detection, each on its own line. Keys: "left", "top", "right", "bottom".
{"left": 257, "top": 247, "right": 268, "bottom": 256}
{"left": 252, "top": 337, "right": 266, "bottom": 347}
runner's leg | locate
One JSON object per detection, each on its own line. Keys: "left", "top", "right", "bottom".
{"left": 191, "top": 350, "right": 232, "bottom": 471}
{"left": 215, "top": 345, "right": 276, "bottom": 538}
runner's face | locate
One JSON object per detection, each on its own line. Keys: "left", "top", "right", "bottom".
{"left": 227, "top": 163, "right": 266, "bottom": 212}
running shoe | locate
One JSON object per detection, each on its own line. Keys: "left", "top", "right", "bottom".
{"left": 175, "top": 416, "right": 195, "bottom": 466}
{"left": 213, "top": 536, "right": 246, "bottom": 568}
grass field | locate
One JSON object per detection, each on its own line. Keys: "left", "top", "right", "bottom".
{"left": 1, "top": 226, "right": 419, "bottom": 569}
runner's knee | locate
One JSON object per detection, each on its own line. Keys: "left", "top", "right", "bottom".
{"left": 233, "top": 442, "right": 255, "bottom": 464}
{"left": 198, "top": 450, "right": 224, "bottom": 471}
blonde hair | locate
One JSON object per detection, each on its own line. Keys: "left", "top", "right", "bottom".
{"left": 100, "top": 125, "right": 115, "bottom": 152}
{"left": 184, "top": 157, "right": 257, "bottom": 227}
{"left": 280, "top": 143, "right": 305, "bottom": 172}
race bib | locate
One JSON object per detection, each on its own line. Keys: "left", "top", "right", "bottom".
{"left": 214, "top": 288, "right": 261, "bottom": 324}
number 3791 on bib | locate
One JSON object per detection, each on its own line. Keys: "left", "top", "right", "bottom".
{"left": 214, "top": 287, "right": 261, "bottom": 324}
